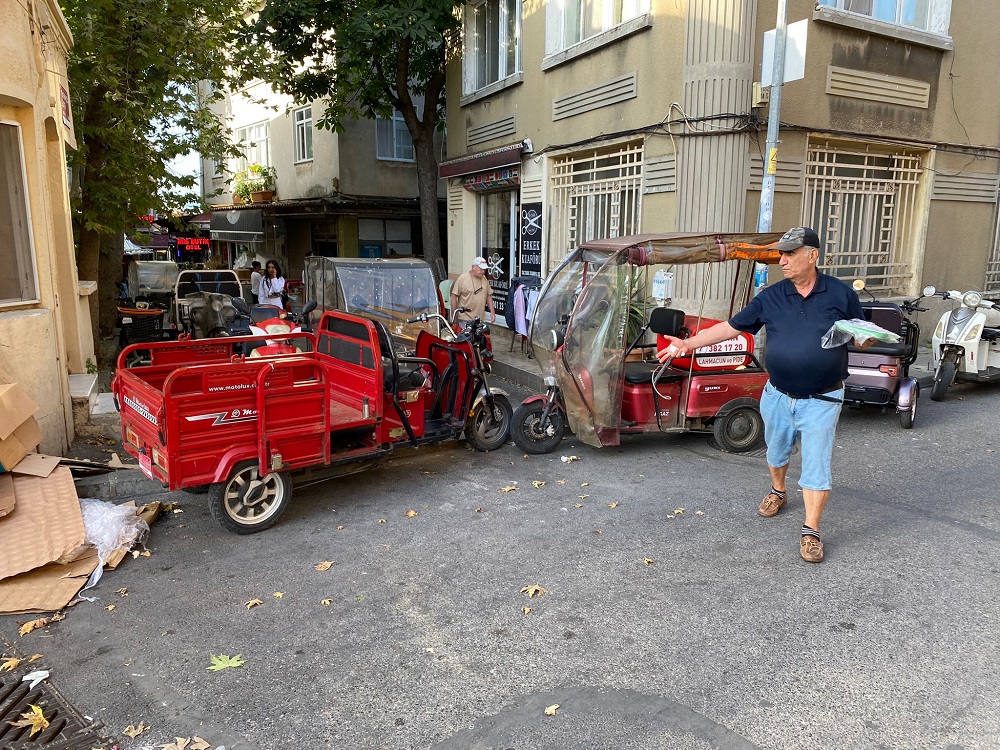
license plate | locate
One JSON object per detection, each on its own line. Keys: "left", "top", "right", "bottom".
{"left": 138, "top": 451, "right": 153, "bottom": 479}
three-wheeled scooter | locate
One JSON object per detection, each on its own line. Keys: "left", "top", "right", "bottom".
{"left": 511, "top": 232, "right": 784, "bottom": 454}
{"left": 112, "top": 308, "right": 511, "bottom": 535}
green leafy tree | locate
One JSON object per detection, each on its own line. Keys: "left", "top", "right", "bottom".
{"left": 242, "top": 0, "right": 462, "bottom": 278}
{"left": 62, "top": 0, "right": 245, "bottom": 343}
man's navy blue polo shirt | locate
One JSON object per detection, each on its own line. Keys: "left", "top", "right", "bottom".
{"left": 728, "top": 272, "right": 864, "bottom": 398}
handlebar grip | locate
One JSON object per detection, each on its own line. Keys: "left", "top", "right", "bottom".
{"left": 405, "top": 315, "right": 421, "bottom": 324}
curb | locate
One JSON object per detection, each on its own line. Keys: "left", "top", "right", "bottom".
{"left": 491, "top": 357, "right": 544, "bottom": 393}
{"left": 73, "top": 469, "right": 173, "bottom": 502}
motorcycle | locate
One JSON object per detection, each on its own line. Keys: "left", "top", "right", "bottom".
{"left": 231, "top": 298, "right": 317, "bottom": 357}
{"left": 405, "top": 309, "right": 512, "bottom": 451}
{"left": 844, "top": 280, "right": 925, "bottom": 428}
{"left": 924, "top": 285, "right": 1000, "bottom": 400}
{"left": 510, "top": 231, "right": 786, "bottom": 455}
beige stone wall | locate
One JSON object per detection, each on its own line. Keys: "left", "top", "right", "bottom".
{"left": 0, "top": 0, "right": 93, "bottom": 454}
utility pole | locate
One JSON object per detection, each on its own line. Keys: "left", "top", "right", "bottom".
{"left": 756, "top": 0, "right": 788, "bottom": 235}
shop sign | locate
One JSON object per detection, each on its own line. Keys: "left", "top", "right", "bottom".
{"left": 462, "top": 167, "right": 520, "bottom": 193}
{"left": 519, "top": 202, "right": 542, "bottom": 278}
{"left": 177, "top": 237, "right": 210, "bottom": 249}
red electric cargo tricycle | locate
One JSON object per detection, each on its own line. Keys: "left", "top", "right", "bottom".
{"left": 511, "top": 231, "right": 783, "bottom": 454}
{"left": 112, "top": 309, "right": 510, "bottom": 534}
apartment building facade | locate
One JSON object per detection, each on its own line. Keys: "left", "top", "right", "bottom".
{"left": 201, "top": 83, "right": 442, "bottom": 282}
{"left": 443, "top": 0, "right": 1000, "bottom": 318}
{"left": 0, "top": 0, "right": 96, "bottom": 452}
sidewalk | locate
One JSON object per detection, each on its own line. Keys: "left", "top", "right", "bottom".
{"left": 490, "top": 328, "right": 545, "bottom": 392}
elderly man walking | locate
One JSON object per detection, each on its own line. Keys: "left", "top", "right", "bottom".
{"left": 658, "top": 227, "right": 867, "bottom": 563}
{"left": 451, "top": 256, "right": 496, "bottom": 327}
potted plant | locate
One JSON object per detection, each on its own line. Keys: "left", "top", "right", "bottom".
{"left": 231, "top": 164, "right": 276, "bottom": 204}
{"left": 623, "top": 267, "right": 651, "bottom": 360}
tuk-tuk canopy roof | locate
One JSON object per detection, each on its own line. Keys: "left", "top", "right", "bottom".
{"left": 577, "top": 231, "right": 785, "bottom": 265}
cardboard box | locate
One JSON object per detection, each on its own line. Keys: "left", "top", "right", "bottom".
{"left": 0, "top": 416, "right": 42, "bottom": 473}
{"left": 0, "top": 383, "right": 39, "bottom": 440}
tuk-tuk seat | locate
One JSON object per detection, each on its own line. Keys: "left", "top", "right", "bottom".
{"left": 648, "top": 307, "right": 685, "bottom": 337}
{"left": 373, "top": 320, "right": 425, "bottom": 392}
{"left": 623, "top": 362, "right": 686, "bottom": 385}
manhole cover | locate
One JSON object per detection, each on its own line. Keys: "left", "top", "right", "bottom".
{"left": 0, "top": 666, "right": 113, "bottom": 750}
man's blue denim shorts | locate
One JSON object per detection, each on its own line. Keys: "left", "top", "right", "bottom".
{"left": 759, "top": 380, "right": 844, "bottom": 491}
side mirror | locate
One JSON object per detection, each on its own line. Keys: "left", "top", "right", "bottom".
{"left": 923, "top": 285, "right": 937, "bottom": 296}
{"left": 852, "top": 279, "right": 866, "bottom": 291}
{"left": 231, "top": 297, "right": 250, "bottom": 314}
{"left": 301, "top": 300, "right": 318, "bottom": 316}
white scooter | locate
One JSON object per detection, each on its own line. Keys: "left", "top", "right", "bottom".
{"left": 924, "top": 285, "right": 1000, "bottom": 401}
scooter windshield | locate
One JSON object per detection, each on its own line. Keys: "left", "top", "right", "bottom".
{"left": 528, "top": 251, "right": 591, "bottom": 380}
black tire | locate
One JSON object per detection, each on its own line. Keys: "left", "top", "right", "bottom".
{"left": 512, "top": 401, "right": 566, "bottom": 455}
{"left": 930, "top": 359, "right": 956, "bottom": 402}
{"left": 465, "top": 393, "right": 513, "bottom": 452}
{"left": 208, "top": 461, "right": 292, "bottom": 534}
{"left": 899, "top": 388, "right": 917, "bottom": 429}
{"left": 713, "top": 405, "right": 765, "bottom": 453}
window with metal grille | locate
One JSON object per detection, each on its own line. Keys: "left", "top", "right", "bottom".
{"left": 802, "top": 143, "right": 923, "bottom": 294}
{"left": 986, "top": 223, "right": 1000, "bottom": 294}
{"left": 549, "top": 142, "right": 643, "bottom": 270}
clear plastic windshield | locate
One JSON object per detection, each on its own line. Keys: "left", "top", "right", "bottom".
{"left": 528, "top": 248, "right": 628, "bottom": 448}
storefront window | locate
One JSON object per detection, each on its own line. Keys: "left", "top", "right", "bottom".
{"left": 479, "top": 190, "right": 516, "bottom": 315}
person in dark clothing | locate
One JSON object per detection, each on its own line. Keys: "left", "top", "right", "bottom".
{"left": 657, "top": 227, "right": 867, "bottom": 563}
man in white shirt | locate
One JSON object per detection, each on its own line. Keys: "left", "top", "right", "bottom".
{"left": 249, "top": 261, "right": 262, "bottom": 303}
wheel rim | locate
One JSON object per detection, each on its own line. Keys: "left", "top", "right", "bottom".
{"left": 523, "top": 409, "right": 558, "bottom": 441}
{"left": 223, "top": 467, "right": 285, "bottom": 526}
{"left": 723, "top": 410, "right": 761, "bottom": 450}
{"left": 473, "top": 402, "right": 508, "bottom": 443}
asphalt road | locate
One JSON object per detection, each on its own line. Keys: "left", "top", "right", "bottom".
{"left": 2, "top": 378, "right": 999, "bottom": 750}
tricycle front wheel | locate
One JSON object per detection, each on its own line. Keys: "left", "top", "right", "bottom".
{"left": 512, "top": 401, "right": 566, "bottom": 455}
{"left": 208, "top": 461, "right": 292, "bottom": 534}
{"left": 465, "top": 393, "right": 513, "bottom": 452}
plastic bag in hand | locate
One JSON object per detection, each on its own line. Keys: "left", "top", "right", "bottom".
{"left": 821, "top": 318, "right": 901, "bottom": 349}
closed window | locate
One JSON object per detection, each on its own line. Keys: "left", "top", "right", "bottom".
{"left": 376, "top": 111, "right": 414, "bottom": 162}
{"left": 463, "top": 0, "right": 521, "bottom": 94}
{"left": 294, "top": 106, "right": 313, "bottom": 163}
{"left": 549, "top": 0, "right": 649, "bottom": 53}
{"left": 0, "top": 122, "right": 37, "bottom": 304}
{"left": 817, "top": 0, "right": 943, "bottom": 33}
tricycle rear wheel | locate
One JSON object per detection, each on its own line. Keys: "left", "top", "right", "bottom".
{"left": 712, "top": 405, "right": 764, "bottom": 453}
{"left": 465, "top": 394, "right": 512, "bottom": 452}
{"left": 899, "top": 388, "right": 917, "bottom": 429}
{"left": 208, "top": 461, "right": 292, "bottom": 534}
{"left": 512, "top": 401, "right": 566, "bottom": 455}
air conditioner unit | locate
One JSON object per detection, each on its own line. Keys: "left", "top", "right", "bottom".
{"left": 752, "top": 82, "right": 771, "bottom": 108}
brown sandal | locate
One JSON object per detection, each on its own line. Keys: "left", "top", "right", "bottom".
{"left": 758, "top": 492, "right": 786, "bottom": 517}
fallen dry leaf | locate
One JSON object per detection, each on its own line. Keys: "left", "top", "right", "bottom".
{"left": 474, "top": 507, "right": 484, "bottom": 513}
{"left": 116, "top": 588, "right": 129, "bottom": 597}
{"left": 8, "top": 704, "right": 48, "bottom": 736}
{"left": 405, "top": 509, "right": 418, "bottom": 518}
{"left": 520, "top": 584, "right": 547, "bottom": 598}
{"left": 673, "top": 508, "right": 685, "bottom": 515}
{"left": 643, "top": 558, "right": 655, "bottom": 566}
{"left": 0, "top": 657, "right": 21, "bottom": 672}
{"left": 18, "top": 618, "right": 50, "bottom": 637}
{"left": 522, "top": 607, "right": 532, "bottom": 615}
{"left": 321, "top": 599, "right": 332, "bottom": 606}
{"left": 314, "top": 561, "right": 334, "bottom": 571}
{"left": 500, "top": 485, "right": 518, "bottom": 492}
{"left": 578, "top": 495, "right": 589, "bottom": 499}
{"left": 244, "top": 599, "right": 263, "bottom": 610}
{"left": 695, "top": 510, "right": 705, "bottom": 516}
{"left": 532, "top": 481, "right": 546, "bottom": 488}
{"left": 544, "top": 703, "right": 560, "bottom": 716}
{"left": 581, "top": 482, "right": 589, "bottom": 486}
{"left": 207, "top": 654, "right": 245, "bottom": 671}
{"left": 27, "top": 654, "right": 43, "bottom": 662}
{"left": 160, "top": 738, "right": 191, "bottom": 750}
{"left": 594, "top": 529, "right": 603, "bottom": 535}
{"left": 425, "top": 647, "right": 435, "bottom": 654}
{"left": 190, "top": 737, "right": 211, "bottom": 750}
{"left": 556, "top": 479, "right": 566, "bottom": 485}
{"left": 273, "top": 592, "right": 284, "bottom": 599}
{"left": 123, "top": 721, "right": 150, "bottom": 738}
{"left": 607, "top": 502, "right": 619, "bottom": 509}
{"left": 377, "top": 519, "right": 387, "bottom": 524}
{"left": 336, "top": 525, "right": 345, "bottom": 531}
{"left": 667, "top": 514, "right": 675, "bottom": 519}
{"left": 523, "top": 454, "right": 529, "bottom": 458}
{"left": 574, "top": 503, "right": 583, "bottom": 509}
{"left": 104, "top": 604, "right": 116, "bottom": 612}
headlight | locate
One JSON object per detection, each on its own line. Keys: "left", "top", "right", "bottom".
{"left": 963, "top": 291, "right": 982, "bottom": 308}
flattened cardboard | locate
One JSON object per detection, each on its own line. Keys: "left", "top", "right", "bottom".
{"left": 10, "top": 453, "right": 60, "bottom": 478}
{"left": 0, "top": 417, "right": 42, "bottom": 473}
{"left": 0, "top": 474, "right": 13, "bottom": 518}
{"left": 0, "top": 467, "right": 85, "bottom": 582}
{"left": 0, "top": 550, "right": 99, "bottom": 614}
{"left": 0, "top": 383, "right": 39, "bottom": 441}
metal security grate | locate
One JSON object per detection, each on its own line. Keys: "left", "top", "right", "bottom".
{"left": 803, "top": 142, "right": 923, "bottom": 295}
{"left": 549, "top": 142, "right": 643, "bottom": 270}
{"left": 0, "top": 670, "right": 113, "bottom": 750}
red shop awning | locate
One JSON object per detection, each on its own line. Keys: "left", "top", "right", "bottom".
{"left": 439, "top": 142, "right": 524, "bottom": 179}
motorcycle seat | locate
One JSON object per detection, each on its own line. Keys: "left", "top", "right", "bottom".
{"left": 623, "top": 361, "right": 686, "bottom": 385}
{"left": 847, "top": 342, "right": 911, "bottom": 357}
{"left": 982, "top": 327, "right": 1000, "bottom": 342}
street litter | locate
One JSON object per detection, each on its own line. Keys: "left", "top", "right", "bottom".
{"left": 822, "top": 318, "right": 901, "bottom": 348}
{"left": 560, "top": 455, "right": 580, "bottom": 463}
{"left": 21, "top": 669, "right": 49, "bottom": 688}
